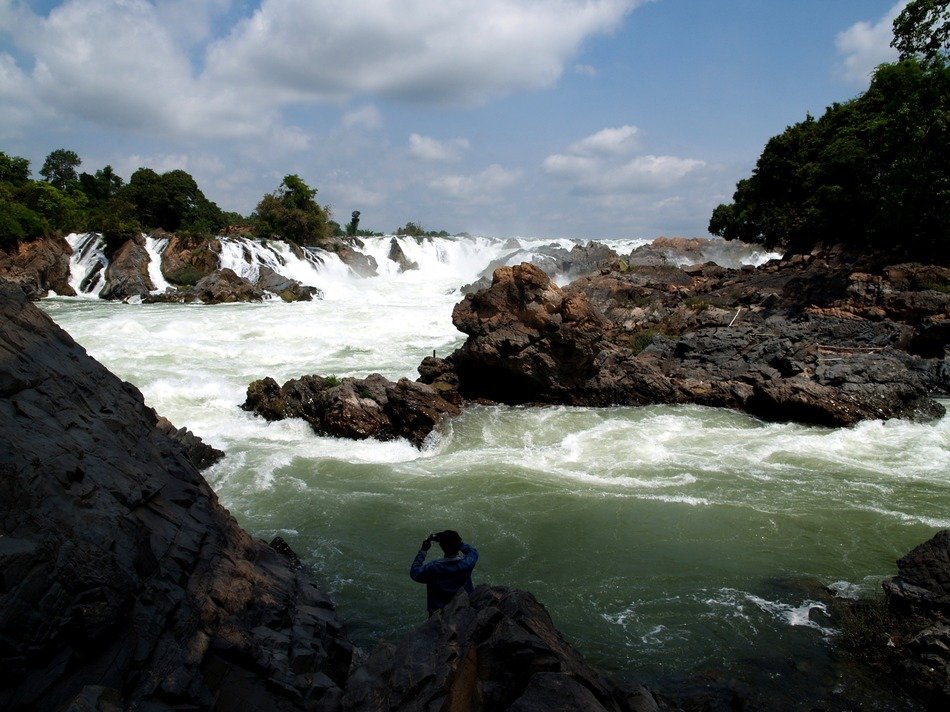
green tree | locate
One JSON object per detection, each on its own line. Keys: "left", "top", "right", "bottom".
{"left": 709, "top": 58, "right": 949, "bottom": 261}
{"left": 892, "top": 0, "right": 950, "bottom": 64}
{"left": 39, "top": 149, "right": 81, "bottom": 190}
{"left": 0, "top": 151, "right": 31, "bottom": 186}
{"left": 17, "top": 181, "right": 84, "bottom": 233}
{"left": 78, "top": 165, "right": 124, "bottom": 207}
{"left": 253, "top": 174, "right": 332, "bottom": 245}
{"left": 123, "top": 167, "right": 224, "bottom": 234}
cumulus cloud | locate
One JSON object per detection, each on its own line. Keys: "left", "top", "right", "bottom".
{"left": 836, "top": 1, "right": 905, "bottom": 87}
{"left": 543, "top": 125, "right": 704, "bottom": 195}
{"left": 574, "top": 63, "right": 598, "bottom": 77}
{"left": 429, "top": 164, "right": 522, "bottom": 203}
{"left": 408, "top": 134, "right": 470, "bottom": 162}
{"left": 204, "top": 0, "right": 642, "bottom": 106}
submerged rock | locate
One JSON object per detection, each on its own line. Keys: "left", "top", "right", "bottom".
{"left": 0, "top": 281, "right": 353, "bottom": 710}
{"left": 342, "top": 585, "right": 666, "bottom": 712}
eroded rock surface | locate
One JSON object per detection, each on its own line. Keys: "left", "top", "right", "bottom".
{"left": 0, "top": 235, "right": 75, "bottom": 299}
{"left": 0, "top": 282, "right": 353, "bottom": 711}
{"left": 342, "top": 585, "right": 666, "bottom": 712}
{"left": 446, "top": 256, "right": 946, "bottom": 426}
{"left": 99, "top": 233, "right": 154, "bottom": 301}
{"left": 242, "top": 372, "right": 460, "bottom": 447}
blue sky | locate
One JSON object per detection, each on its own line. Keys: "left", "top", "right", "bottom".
{"left": 0, "top": 0, "right": 906, "bottom": 237}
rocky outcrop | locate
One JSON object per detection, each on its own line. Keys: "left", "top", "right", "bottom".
{"left": 99, "top": 234, "right": 154, "bottom": 301}
{"left": 337, "top": 245, "right": 378, "bottom": 277}
{"left": 160, "top": 233, "right": 221, "bottom": 285}
{"left": 242, "top": 372, "right": 460, "bottom": 447}
{"left": 388, "top": 237, "right": 419, "bottom": 272}
{"left": 256, "top": 265, "right": 323, "bottom": 302}
{"left": 0, "top": 235, "right": 75, "bottom": 299}
{"left": 342, "top": 585, "right": 665, "bottom": 712}
{"left": 841, "top": 530, "right": 950, "bottom": 707}
{"left": 451, "top": 263, "right": 613, "bottom": 404}
{"left": 155, "top": 416, "right": 225, "bottom": 470}
{"left": 0, "top": 281, "right": 353, "bottom": 711}
{"left": 147, "top": 268, "right": 265, "bottom": 304}
{"left": 446, "top": 259, "right": 946, "bottom": 425}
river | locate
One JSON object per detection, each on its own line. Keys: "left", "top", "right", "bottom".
{"left": 40, "top": 233, "right": 949, "bottom": 704}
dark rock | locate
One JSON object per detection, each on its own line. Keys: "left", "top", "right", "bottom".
{"left": 242, "top": 372, "right": 460, "bottom": 448}
{"left": 884, "top": 530, "right": 950, "bottom": 616}
{"left": 0, "top": 235, "right": 75, "bottom": 298}
{"left": 336, "top": 246, "right": 378, "bottom": 277}
{"left": 155, "top": 416, "right": 225, "bottom": 470}
{"left": 256, "top": 265, "right": 322, "bottom": 302}
{"left": 146, "top": 268, "right": 264, "bottom": 304}
{"left": 387, "top": 238, "right": 419, "bottom": 272}
{"left": 341, "top": 585, "right": 667, "bottom": 712}
{"left": 450, "top": 263, "right": 612, "bottom": 404}
{"left": 99, "top": 234, "right": 154, "bottom": 301}
{"left": 0, "top": 281, "right": 353, "bottom": 711}
{"left": 160, "top": 233, "right": 221, "bottom": 286}
{"left": 444, "top": 260, "right": 945, "bottom": 425}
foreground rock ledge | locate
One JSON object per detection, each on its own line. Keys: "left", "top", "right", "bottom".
{"left": 0, "top": 282, "right": 352, "bottom": 710}
{"left": 343, "top": 585, "right": 666, "bottom": 712}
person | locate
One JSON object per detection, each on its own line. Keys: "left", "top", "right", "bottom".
{"left": 409, "top": 530, "right": 478, "bottom": 616}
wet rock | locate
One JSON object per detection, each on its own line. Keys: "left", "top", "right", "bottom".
{"left": 155, "top": 416, "right": 225, "bottom": 470}
{"left": 450, "top": 263, "right": 612, "bottom": 404}
{"left": 884, "top": 530, "right": 950, "bottom": 616}
{"left": 256, "top": 265, "right": 322, "bottom": 302}
{"left": 387, "top": 237, "right": 419, "bottom": 272}
{"left": 160, "top": 233, "right": 221, "bottom": 285}
{"left": 445, "top": 260, "right": 945, "bottom": 425}
{"left": 341, "top": 585, "right": 666, "bottom": 712}
{"left": 99, "top": 234, "right": 154, "bottom": 301}
{"left": 242, "top": 372, "right": 460, "bottom": 447}
{"left": 337, "top": 246, "right": 378, "bottom": 277}
{"left": 0, "top": 235, "right": 75, "bottom": 298}
{"left": 0, "top": 281, "right": 353, "bottom": 711}
{"left": 147, "top": 268, "right": 264, "bottom": 304}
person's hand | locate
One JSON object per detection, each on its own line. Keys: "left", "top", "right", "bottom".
{"left": 421, "top": 536, "right": 432, "bottom": 551}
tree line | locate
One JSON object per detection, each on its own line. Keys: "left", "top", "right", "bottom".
{"left": 709, "top": 0, "right": 949, "bottom": 262}
{"left": 0, "top": 151, "right": 454, "bottom": 250}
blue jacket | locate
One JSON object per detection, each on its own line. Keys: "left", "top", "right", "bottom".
{"left": 409, "top": 543, "right": 478, "bottom": 615}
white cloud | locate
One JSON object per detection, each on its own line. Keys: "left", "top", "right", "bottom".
{"left": 543, "top": 125, "right": 703, "bottom": 195}
{"left": 567, "top": 124, "right": 641, "bottom": 156}
{"left": 429, "top": 164, "right": 522, "bottom": 203}
{"left": 204, "top": 0, "right": 643, "bottom": 106}
{"left": 342, "top": 105, "right": 383, "bottom": 130}
{"left": 408, "top": 133, "right": 470, "bottom": 162}
{"left": 836, "top": 1, "right": 905, "bottom": 87}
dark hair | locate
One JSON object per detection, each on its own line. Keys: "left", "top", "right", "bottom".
{"left": 437, "top": 530, "right": 462, "bottom": 553}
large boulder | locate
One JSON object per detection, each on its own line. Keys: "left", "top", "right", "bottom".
{"left": 342, "top": 585, "right": 664, "bottom": 712}
{"left": 0, "top": 235, "right": 75, "bottom": 299}
{"left": 0, "top": 281, "right": 353, "bottom": 711}
{"left": 242, "top": 372, "right": 460, "bottom": 447}
{"left": 388, "top": 238, "right": 419, "bottom": 272}
{"left": 147, "top": 268, "right": 265, "bottom": 304}
{"left": 450, "top": 263, "right": 612, "bottom": 404}
{"left": 99, "top": 234, "right": 155, "bottom": 301}
{"left": 256, "top": 265, "right": 323, "bottom": 302}
{"left": 160, "top": 233, "right": 221, "bottom": 285}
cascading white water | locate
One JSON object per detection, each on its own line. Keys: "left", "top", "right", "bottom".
{"left": 43, "top": 232, "right": 947, "bottom": 701}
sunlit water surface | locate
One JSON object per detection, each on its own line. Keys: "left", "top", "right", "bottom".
{"left": 40, "top": 235, "right": 949, "bottom": 702}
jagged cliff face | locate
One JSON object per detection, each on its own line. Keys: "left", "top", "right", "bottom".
{"left": 0, "top": 282, "right": 352, "bottom": 710}
{"left": 0, "top": 235, "right": 74, "bottom": 298}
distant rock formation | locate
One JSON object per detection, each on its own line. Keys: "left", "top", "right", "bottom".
{"left": 160, "top": 233, "right": 222, "bottom": 286}
{"left": 388, "top": 237, "right": 419, "bottom": 272}
{"left": 342, "top": 585, "right": 667, "bottom": 712}
{"left": 0, "top": 281, "right": 353, "bottom": 710}
{"left": 0, "top": 235, "right": 74, "bottom": 299}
